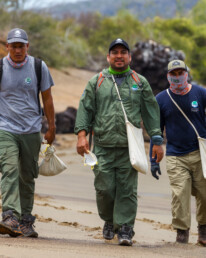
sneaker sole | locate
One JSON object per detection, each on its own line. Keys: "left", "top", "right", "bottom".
{"left": 0, "top": 223, "right": 22, "bottom": 237}
{"left": 103, "top": 235, "right": 114, "bottom": 240}
{"left": 198, "top": 240, "right": 206, "bottom": 247}
{"left": 23, "top": 232, "right": 38, "bottom": 238}
{"left": 176, "top": 239, "right": 188, "bottom": 244}
{"left": 118, "top": 238, "right": 133, "bottom": 246}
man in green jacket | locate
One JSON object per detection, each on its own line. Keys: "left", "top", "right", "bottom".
{"left": 75, "top": 38, "right": 163, "bottom": 246}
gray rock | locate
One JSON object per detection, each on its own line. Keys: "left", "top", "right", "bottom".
{"left": 41, "top": 106, "right": 77, "bottom": 134}
{"left": 130, "top": 40, "right": 190, "bottom": 95}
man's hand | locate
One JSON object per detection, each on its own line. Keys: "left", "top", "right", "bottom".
{"left": 151, "top": 163, "right": 161, "bottom": 180}
{"left": 77, "top": 130, "right": 89, "bottom": 156}
{"left": 152, "top": 145, "right": 164, "bottom": 163}
{"left": 44, "top": 127, "right": 56, "bottom": 145}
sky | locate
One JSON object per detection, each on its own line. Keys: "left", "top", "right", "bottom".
{"left": 24, "top": 0, "right": 87, "bottom": 9}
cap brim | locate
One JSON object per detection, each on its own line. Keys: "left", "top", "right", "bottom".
{"left": 168, "top": 67, "right": 187, "bottom": 72}
{"left": 7, "top": 38, "right": 28, "bottom": 44}
{"left": 109, "top": 43, "right": 130, "bottom": 52}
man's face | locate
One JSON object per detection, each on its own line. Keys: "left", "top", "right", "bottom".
{"left": 169, "top": 68, "right": 185, "bottom": 76}
{"left": 7, "top": 42, "right": 29, "bottom": 63}
{"left": 107, "top": 45, "right": 131, "bottom": 72}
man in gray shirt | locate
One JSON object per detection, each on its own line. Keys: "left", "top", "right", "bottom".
{"left": 0, "top": 28, "right": 56, "bottom": 237}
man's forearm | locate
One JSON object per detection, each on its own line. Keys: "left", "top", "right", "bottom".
{"left": 78, "top": 130, "right": 87, "bottom": 138}
{"left": 44, "top": 96, "right": 56, "bottom": 130}
{"left": 41, "top": 88, "right": 56, "bottom": 144}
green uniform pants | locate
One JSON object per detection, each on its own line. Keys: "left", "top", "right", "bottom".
{"left": 0, "top": 130, "right": 41, "bottom": 219}
{"left": 93, "top": 145, "right": 138, "bottom": 230}
{"left": 166, "top": 150, "right": 206, "bottom": 230}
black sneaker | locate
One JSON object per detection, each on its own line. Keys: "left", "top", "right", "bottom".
{"left": 20, "top": 214, "right": 38, "bottom": 238}
{"left": 118, "top": 224, "right": 135, "bottom": 246}
{"left": 198, "top": 224, "right": 206, "bottom": 246}
{"left": 103, "top": 222, "right": 114, "bottom": 240}
{"left": 0, "top": 210, "right": 22, "bottom": 237}
{"left": 176, "top": 229, "right": 189, "bottom": 244}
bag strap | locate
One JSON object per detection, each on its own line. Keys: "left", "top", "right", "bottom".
{"left": 34, "top": 57, "right": 42, "bottom": 92}
{"left": 96, "top": 70, "right": 142, "bottom": 92}
{"left": 111, "top": 75, "right": 128, "bottom": 123}
{"left": 166, "top": 89, "right": 200, "bottom": 137}
{"left": 34, "top": 57, "right": 42, "bottom": 115}
{"left": 96, "top": 72, "right": 104, "bottom": 90}
{"left": 131, "top": 70, "right": 143, "bottom": 87}
{"left": 0, "top": 58, "right": 3, "bottom": 90}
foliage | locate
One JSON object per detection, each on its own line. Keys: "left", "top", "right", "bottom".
{"left": 191, "top": 0, "right": 206, "bottom": 25}
{"left": 0, "top": 8, "right": 11, "bottom": 31}
{"left": 87, "top": 10, "right": 143, "bottom": 56}
{"left": 14, "top": 11, "right": 65, "bottom": 67}
{"left": 145, "top": 17, "right": 195, "bottom": 69}
{"left": 1, "top": 0, "right": 206, "bottom": 84}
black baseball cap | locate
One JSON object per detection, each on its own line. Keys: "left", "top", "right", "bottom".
{"left": 7, "top": 28, "right": 28, "bottom": 44}
{"left": 109, "top": 38, "right": 130, "bottom": 52}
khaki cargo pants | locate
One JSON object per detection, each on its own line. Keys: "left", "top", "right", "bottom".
{"left": 166, "top": 150, "right": 206, "bottom": 230}
{"left": 0, "top": 130, "right": 41, "bottom": 219}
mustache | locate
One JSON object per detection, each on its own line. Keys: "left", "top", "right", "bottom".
{"left": 115, "top": 59, "right": 124, "bottom": 62}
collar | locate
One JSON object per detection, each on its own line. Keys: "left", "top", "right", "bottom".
{"left": 109, "top": 66, "right": 130, "bottom": 75}
{"left": 7, "top": 54, "right": 28, "bottom": 69}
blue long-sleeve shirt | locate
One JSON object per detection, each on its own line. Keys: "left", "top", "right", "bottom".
{"left": 150, "top": 84, "right": 206, "bottom": 164}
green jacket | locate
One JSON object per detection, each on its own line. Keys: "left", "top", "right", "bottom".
{"left": 75, "top": 68, "right": 161, "bottom": 147}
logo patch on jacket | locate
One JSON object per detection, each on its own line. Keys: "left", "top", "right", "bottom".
{"left": 132, "top": 85, "right": 139, "bottom": 91}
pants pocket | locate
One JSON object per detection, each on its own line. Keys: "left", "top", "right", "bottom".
{"left": 0, "top": 149, "right": 6, "bottom": 173}
{"left": 166, "top": 156, "right": 177, "bottom": 171}
{"left": 166, "top": 156, "right": 178, "bottom": 183}
{"left": 32, "top": 156, "right": 39, "bottom": 178}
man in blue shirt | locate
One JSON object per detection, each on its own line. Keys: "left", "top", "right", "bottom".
{"left": 150, "top": 60, "right": 206, "bottom": 246}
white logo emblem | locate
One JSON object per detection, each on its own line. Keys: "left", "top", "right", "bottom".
{"left": 14, "top": 30, "right": 21, "bottom": 38}
{"left": 172, "top": 61, "right": 180, "bottom": 67}
{"left": 116, "top": 38, "right": 123, "bottom": 43}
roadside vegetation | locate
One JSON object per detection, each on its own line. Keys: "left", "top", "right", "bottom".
{"left": 0, "top": 0, "right": 206, "bottom": 84}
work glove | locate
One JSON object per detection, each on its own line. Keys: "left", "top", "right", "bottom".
{"left": 151, "top": 163, "right": 161, "bottom": 180}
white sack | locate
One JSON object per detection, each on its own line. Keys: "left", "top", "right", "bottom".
{"left": 39, "top": 146, "right": 67, "bottom": 176}
{"left": 126, "top": 121, "right": 148, "bottom": 174}
{"left": 198, "top": 137, "right": 206, "bottom": 179}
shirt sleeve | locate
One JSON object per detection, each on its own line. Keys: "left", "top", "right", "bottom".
{"left": 157, "top": 94, "right": 165, "bottom": 134}
{"left": 149, "top": 94, "right": 165, "bottom": 164}
{"left": 40, "top": 61, "right": 54, "bottom": 92}
{"left": 140, "top": 76, "right": 162, "bottom": 137}
{"left": 201, "top": 86, "right": 206, "bottom": 108}
{"left": 74, "top": 76, "right": 97, "bottom": 135}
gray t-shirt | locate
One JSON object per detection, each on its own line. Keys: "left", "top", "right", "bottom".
{"left": 0, "top": 56, "right": 54, "bottom": 134}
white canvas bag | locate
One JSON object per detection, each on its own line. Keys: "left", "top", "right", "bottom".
{"left": 167, "top": 89, "right": 206, "bottom": 179}
{"left": 112, "top": 75, "right": 148, "bottom": 174}
{"left": 39, "top": 145, "right": 67, "bottom": 176}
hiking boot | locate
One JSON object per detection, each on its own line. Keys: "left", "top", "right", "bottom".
{"left": 0, "top": 210, "right": 22, "bottom": 237}
{"left": 198, "top": 224, "right": 206, "bottom": 246}
{"left": 20, "top": 214, "right": 38, "bottom": 238}
{"left": 176, "top": 229, "right": 189, "bottom": 244}
{"left": 118, "top": 224, "right": 135, "bottom": 246}
{"left": 103, "top": 222, "right": 114, "bottom": 240}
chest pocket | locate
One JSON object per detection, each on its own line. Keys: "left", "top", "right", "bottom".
{"left": 130, "top": 83, "right": 142, "bottom": 105}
